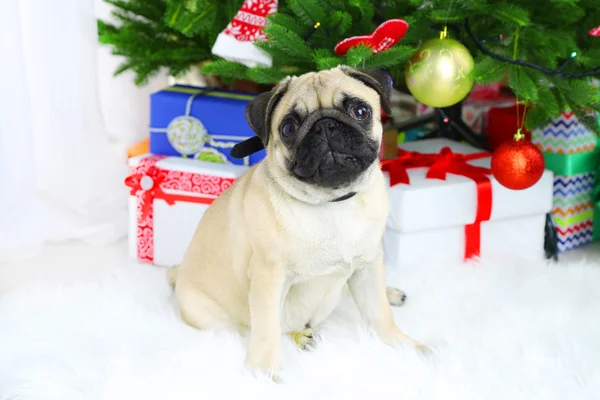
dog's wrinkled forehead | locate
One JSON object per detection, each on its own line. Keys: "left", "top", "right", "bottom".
{"left": 243, "top": 66, "right": 393, "bottom": 149}
{"left": 274, "top": 70, "right": 380, "bottom": 119}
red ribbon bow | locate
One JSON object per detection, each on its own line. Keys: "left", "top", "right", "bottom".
{"left": 381, "top": 146, "right": 493, "bottom": 260}
{"left": 124, "top": 155, "right": 234, "bottom": 264}
{"left": 125, "top": 166, "right": 175, "bottom": 221}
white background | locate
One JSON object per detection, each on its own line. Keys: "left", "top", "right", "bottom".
{"left": 0, "top": 0, "right": 169, "bottom": 262}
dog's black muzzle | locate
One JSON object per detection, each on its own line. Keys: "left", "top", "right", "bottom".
{"left": 290, "top": 114, "right": 379, "bottom": 189}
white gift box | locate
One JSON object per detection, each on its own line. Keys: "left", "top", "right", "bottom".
{"left": 382, "top": 138, "right": 554, "bottom": 270}
{"left": 126, "top": 154, "right": 247, "bottom": 267}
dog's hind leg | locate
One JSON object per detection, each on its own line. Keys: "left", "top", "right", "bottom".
{"left": 176, "top": 284, "right": 237, "bottom": 332}
{"left": 343, "top": 285, "right": 407, "bottom": 307}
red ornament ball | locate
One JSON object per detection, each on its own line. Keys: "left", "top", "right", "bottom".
{"left": 491, "top": 138, "right": 545, "bottom": 190}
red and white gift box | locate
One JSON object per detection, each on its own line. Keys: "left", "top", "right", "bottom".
{"left": 381, "top": 139, "right": 554, "bottom": 270}
{"left": 126, "top": 154, "right": 247, "bottom": 267}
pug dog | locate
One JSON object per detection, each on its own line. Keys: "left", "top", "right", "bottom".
{"left": 169, "top": 66, "right": 424, "bottom": 377}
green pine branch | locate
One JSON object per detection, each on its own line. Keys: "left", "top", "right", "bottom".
{"left": 472, "top": 55, "right": 509, "bottom": 84}
{"left": 98, "top": 0, "right": 600, "bottom": 137}
{"left": 200, "top": 59, "right": 248, "bottom": 80}
{"left": 262, "top": 24, "right": 314, "bottom": 61}
{"left": 288, "top": 0, "right": 328, "bottom": 27}
{"left": 365, "top": 46, "right": 415, "bottom": 69}
{"left": 345, "top": 44, "right": 374, "bottom": 68}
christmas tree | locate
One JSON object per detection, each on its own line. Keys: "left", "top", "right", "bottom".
{"left": 97, "top": 0, "right": 244, "bottom": 85}
{"left": 98, "top": 0, "right": 600, "bottom": 133}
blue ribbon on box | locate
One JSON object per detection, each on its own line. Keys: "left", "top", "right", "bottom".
{"left": 149, "top": 85, "right": 266, "bottom": 166}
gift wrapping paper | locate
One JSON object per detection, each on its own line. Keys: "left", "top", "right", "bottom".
{"left": 382, "top": 138, "right": 554, "bottom": 269}
{"left": 542, "top": 150, "right": 600, "bottom": 252}
{"left": 126, "top": 154, "right": 247, "bottom": 267}
{"left": 149, "top": 85, "right": 266, "bottom": 166}
{"left": 533, "top": 109, "right": 600, "bottom": 251}
{"left": 594, "top": 159, "right": 600, "bottom": 243}
{"left": 532, "top": 110, "right": 597, "bottom": 154}
{"left": 552, "top": 173, "right": 595, "bottom": 251}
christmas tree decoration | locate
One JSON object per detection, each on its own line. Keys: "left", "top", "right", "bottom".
{"left": 405, "top": 28, "right": 475, "bottom": 108}
{"left": 557, "top": 51, "right": 578, "bottom": 72}
{"left": 589, "top": 25, "right": 600, "bottom": 37}
{"left": 211, "top": 0, "right": 278, "bottom": 68}
{"left": 491, "top": 131, "right": 545, "bottom": 190}
{"left": 99, "top": 0, "right": 600, "bottom": 136}
{"left": 334, "top": 19, "right": 409, "bottom": 56}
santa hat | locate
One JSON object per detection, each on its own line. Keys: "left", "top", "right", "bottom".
{"left": 211, "top": 0, "right": 278, "bottom": 68}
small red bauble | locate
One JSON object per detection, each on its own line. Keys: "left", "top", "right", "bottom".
{"left": 491, "top": 136, "right": 545, "bottom": 190}
{"left": 589, "top": 25, "right": 600, "bottom": 37}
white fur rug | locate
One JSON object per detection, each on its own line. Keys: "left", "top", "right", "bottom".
{"left": 1, "top": 255, "right": 599, "bottom": 400}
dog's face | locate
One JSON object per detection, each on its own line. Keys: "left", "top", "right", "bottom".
{"left": 245, "top": 66, "right": 392, "bottom": 203}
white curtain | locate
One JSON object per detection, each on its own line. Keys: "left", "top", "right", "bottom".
{"left": 0, "top": 0, "right": 169, "bottom": 262}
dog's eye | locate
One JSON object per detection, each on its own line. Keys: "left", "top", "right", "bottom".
{"left": 349, "top": 104, "right": 371, "bottom": 120}
{"left": 281, "top": 121, "right": 298, "bottom": 137}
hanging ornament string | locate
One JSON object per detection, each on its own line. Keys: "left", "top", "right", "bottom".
{"left": 513, "top": 27, "right": 527, "bottom": 142}
{"left": 444, "top": 0, "right": 455, "bottom": 29}
{"left": 512, "top": 27, "right": 531, "bottom": 142}
{"left": 514, "top": 95, "right": 529, "bottom": 141}
{"left": 490, "top": 27, "right": 545, "bottom": 191}
{"left": 438, "top": 0, "right": 455, "bottom": 42}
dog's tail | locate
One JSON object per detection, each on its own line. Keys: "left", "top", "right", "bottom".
{"left": 167, "top": 264, "right": 180, "bottom": 288}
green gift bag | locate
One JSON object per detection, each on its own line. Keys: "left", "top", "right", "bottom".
{"left": 543, "top": 145, "right": 600, "bottom": 251}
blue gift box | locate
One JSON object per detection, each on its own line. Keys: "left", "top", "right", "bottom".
{"left": 149, "top": 85, "right": 266, "bottom": 166}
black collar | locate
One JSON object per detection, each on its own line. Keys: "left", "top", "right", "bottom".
{"left": 330, "top": 192, "right": 357, "bottom": 202}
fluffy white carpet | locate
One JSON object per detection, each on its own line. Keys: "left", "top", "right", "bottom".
{"left": 1, "top": 255, "right": 599, "bottom": 400}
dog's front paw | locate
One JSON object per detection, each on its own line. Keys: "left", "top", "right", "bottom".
{"left": 244, "top": 360, "right": 280, "bottom": 383}
{"left": 244, "top": 366, "right": 281, "bottom": 383}
{"left": 244, "top": 347, "right": 280, "bottom": 380}
{"left": 386, "top": 287, "right": 407, "bottom": 307}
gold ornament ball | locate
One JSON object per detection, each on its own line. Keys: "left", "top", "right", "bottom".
{"left": 405, "top": 37, "right": 475, "bottom": 108}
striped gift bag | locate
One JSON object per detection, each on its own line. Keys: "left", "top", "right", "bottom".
{"left": 533, "top": 111, "right": 600, "bottom": 251}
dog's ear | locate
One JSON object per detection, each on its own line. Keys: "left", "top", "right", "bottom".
{"left": 341, "top": 67, "right": 393, "bottom": 116}
{"left": 245, "top": 78, "right": 291, "bottom": 147}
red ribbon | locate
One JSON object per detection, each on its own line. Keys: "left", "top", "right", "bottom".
{"left": 125, "top": 165, "right": 213, "bottom": 222}
{"left": 381, "top": 146, "right": 493, "bottom": 260}
{"left": 125, "top": 165, "right": 173, "bottom": 221}
{"left": 124, "top": 155, "right": 230, "bottom": 263}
